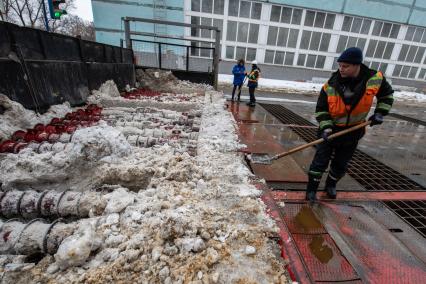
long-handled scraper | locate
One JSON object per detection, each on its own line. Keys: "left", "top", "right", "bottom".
{"left": 250, "top": 121, "right": 371, "bottom": 165}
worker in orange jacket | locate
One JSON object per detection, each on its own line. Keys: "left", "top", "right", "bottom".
{"left": 306, "top": 47, "right": 394, "bottom": 201}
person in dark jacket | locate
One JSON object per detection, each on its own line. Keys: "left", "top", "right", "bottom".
{"left": 231, "top": 59, "right": 246, "bottom": 101}
{"left": 246, "top": 60, "right": 261, "bottom": 107}
{"left": 306, "top": 47, "right": 394, "bottom": 201}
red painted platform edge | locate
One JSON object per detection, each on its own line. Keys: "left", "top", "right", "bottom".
{"left": 272, "top": 191, "right": 426, "bottom": 201}
{"left": 255, "top": 182, "right": 313, "bottom": 283}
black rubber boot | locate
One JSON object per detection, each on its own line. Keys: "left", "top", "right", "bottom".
{"left": 325, "top": 175, "right": 338, "bottom": 199}
{"left": 306, "top": 175, "right": 321, "bottom": 202}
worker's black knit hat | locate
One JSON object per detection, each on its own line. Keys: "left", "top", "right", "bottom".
{"left": 337, "top": 47, "right": 363, "bottom": 64}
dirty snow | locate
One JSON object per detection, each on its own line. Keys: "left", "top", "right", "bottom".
{"left": 0, "top": 94, "right": 72, "bottom": 142}
{"left": 219, "top": 73, "right": 426, "bottom": 103}
{"left": 0, "top": 78, "right": 289, "bottom": 283}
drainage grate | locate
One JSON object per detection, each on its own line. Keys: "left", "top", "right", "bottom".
{"left": 260, "top": 103, "right": 426, "bottom": 238}
{"left": 388, "top": 113, "right": 426, "bottom": 127}
{"left": 259, "top": 103, "right": 425, "bottom": 192}
{"left": 385, "top": 200, "right": 426, "bottom": 237}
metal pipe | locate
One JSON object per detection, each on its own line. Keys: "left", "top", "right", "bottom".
{"left": 0, "top": 219, "right": 76, "bottom": 255}
{"left": 0, "top": 190, "right": 106, "bottom": 219}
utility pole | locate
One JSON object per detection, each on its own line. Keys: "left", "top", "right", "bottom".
{"left": 42, "top": 0, "right": 50, "bottom": 32}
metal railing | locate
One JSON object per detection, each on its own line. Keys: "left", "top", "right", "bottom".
{"left": 122, "top": 17, "right": 220, "bottom": 89}
{"left": 131, "top": 39, "right": 214, "bottom": 73}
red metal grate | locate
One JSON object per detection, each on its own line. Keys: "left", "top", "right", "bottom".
{"left": 293, "top": 234, "right": 360, "bottom": 282}
{"left": 260, "top": 103, "right": 426, "bottom": 238}
{"left": 321, "top": 203, "right": 426, "bottom": 283}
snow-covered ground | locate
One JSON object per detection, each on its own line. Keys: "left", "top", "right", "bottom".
{"left": 0, "top": 79, "right": 289, "bottom": 283}
{"left": 219, "top": 74, "right": 426, "bottom": 103}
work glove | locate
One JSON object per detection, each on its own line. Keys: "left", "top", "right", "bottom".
{"left": 321, "top": 128, "right": 333, "bottom": 142}
{"left": 368, "top": 113, "right": 384, "bottom": 126}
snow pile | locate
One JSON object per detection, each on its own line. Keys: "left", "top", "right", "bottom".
{"left": 137, "top": 68, "right": 213, "bottom": 94}
{"left": 55, "top": 221, "right": 101, "bottom": 270}
{"left": 220, "top": 74, "right": 426, "bottom": 103}
{"left": 0, "top": 94, "right": 72, "bottom": 142}
{"left": 88, "top": 80, "right": 205, "bottom": 112}
{"left": 393, "top": 91, "right": 426, "bottom": 103}
{"left": 0, "top": 122, "right": 131, "bottom": 190}
{"left": 219, "top": 74, "right": 323, "bottom": 92}
{"left": 1, "top": 82, "right": 289, "bottom": 283}
{"left": 87, "top": 80, "right": 121, "bottom": 105}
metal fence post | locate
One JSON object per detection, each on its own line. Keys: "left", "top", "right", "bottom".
{"left": 158, "top": 43, "right": 162, "bottom": 69}
{"left": 124, "top": 19, "right": 132, "bottom": 49}
{"left": 213, "top": 30, "right": 221, "bottom": 90}
{"left": 186, "top": 46, "right": 189, "bottom": 72}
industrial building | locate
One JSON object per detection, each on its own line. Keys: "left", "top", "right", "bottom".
{"left": 92, "top": 0, "right": 426, "bottom": 88}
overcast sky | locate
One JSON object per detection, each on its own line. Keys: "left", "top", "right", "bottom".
{"left": 73, "top": 0, "right": 94, "bottom": 22}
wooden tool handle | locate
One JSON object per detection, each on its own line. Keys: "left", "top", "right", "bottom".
{"left": 271, "top": 121, "right": 371, "bottom": 161}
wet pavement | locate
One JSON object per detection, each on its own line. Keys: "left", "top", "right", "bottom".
{"left": 227, "top": 91, "right": 426, "bottom": 283}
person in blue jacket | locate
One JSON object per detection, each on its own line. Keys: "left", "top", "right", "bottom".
{"left": 231, "top": 59, "right": 246, "bottom": 101}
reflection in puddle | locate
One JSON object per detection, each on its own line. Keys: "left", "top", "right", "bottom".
{"left": 294, "top": 206, "right": 322, "bottom": 232}
{"left": 294, "top": 206, "right": 334, "bottom": 264}
{"left": 309, "top": 235, "right": 333, "bottom": 264}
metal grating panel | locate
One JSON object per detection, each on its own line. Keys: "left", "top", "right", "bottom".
{"left": 260, "top": 103, "right": 426, "bottom": 238}
{"left": 384, "top": 200, "right": 426, "bottom": 237}
{"left": 259, "top": 103, "right": 425, "bottom": 192}
{"left": 292, "top": 234, "right": 361, "bottom": 282}
{"left": 388, "top": 113, "right": 426, "bottom": 127}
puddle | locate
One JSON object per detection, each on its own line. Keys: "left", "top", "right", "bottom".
{"left": 294, "top": 205, "right": 322, "bottom": 232}
{"left": 308, "top": 235, "right": 334, "bottom": 264}
{"left": 294, "top": 205, "right": 335, "bottom": 264}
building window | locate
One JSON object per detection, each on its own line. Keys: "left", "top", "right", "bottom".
{"left": 239, "top": 1, "right": 250, "bottom": 18}
{"left": 226, "top": 46, "right": 235, "bottom": 59}
{"left": 337, "top": 36, "right": 367, "bottom": 53}
{"left": 366, "top": 61, "right": 388, "bottom": 73}
{"left": 297, "top": 53, "right": 325, "bottom": 69}
{"left": 228, "top": 0, "right": 262, "bottom": 19}
{"left": 237, "top": 22, "right": 249, "bottom": 42}
{"left": 267, "top": 26, "right": 299, "bottom": 48}
{"left": 192, "top": 0, "right": 201, "bottom": 12}
{"left": 201, "top": 17, "right": 212, "bottom": 38}
{"left": 265, "top": 50, "right": 274, "bottom": 63}
{"left": 246, "top": 48, "right": 256, "bottom": 61}
{"left": 372, "top": 20, "right": 400, "bottom": 39}
{"left": 300, "top": 31, "right": 330, "bottom": 51}
{"left": 214, "top": 0, "right": 224, "bottom": 15}
{"left": 251, "top": 3, "right": 262, "bottom": 19}
{"left": 201, "top": 0, "right": 213, "bottom": 13}
{"left": 190, "top": 42, "right": 214, "bottom": 58}
{"left": 229, "top": 0, "right": 239, "bottom": 16}
{"left": 342, "top": 16, "right": 372, "bottom": 35}
{"left": 398, "top": 45, "right": 426, "bottom": 63}
{"left": 248, "top": 24, "right": 259, "bottom": 44}
{"left": 228, "top": 46, "right": 257, "bottom": 62}
{"left": 229, "top": 22, "right": 258, "bottom": 43}
{"left": 365, "top": 40, "right": 394, "bottom": 59}
{"left": 270, "top": 5, "right": 303, "bottom": 25}
{"left": 405, "top": 27, "right": 426, "bottom": 43}
{"left": 419, "top": 69, "right": 426, "bottom": 80}
{"left": 226, "top": 21, "right": 238, "bottom": 41}
{"left": 263, "top": 50, "right": 294, "bottom": 66}
{"left": 236, "top": 46, "right": 246, "bottom": 60}
{"left": 193, "top": 0, "right": 224, "bottom": 14}
{"left": 191, "top": 42, "right": 199, "bottom": 56}
{"left": 191, "top": 17, "right": 200, "bottom": 37}
{"left": 304, "top": 10, "right": 335, "bottom": 30}
{"left": 392, "top": 65, "right": 419, "bottom": 79}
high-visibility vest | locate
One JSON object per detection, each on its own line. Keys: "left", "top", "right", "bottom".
{"left": 324, "top": 71, "right": 383, "bottom": 127}
{"left": 248, "top": 69, "right": 260, "bottom": 83}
